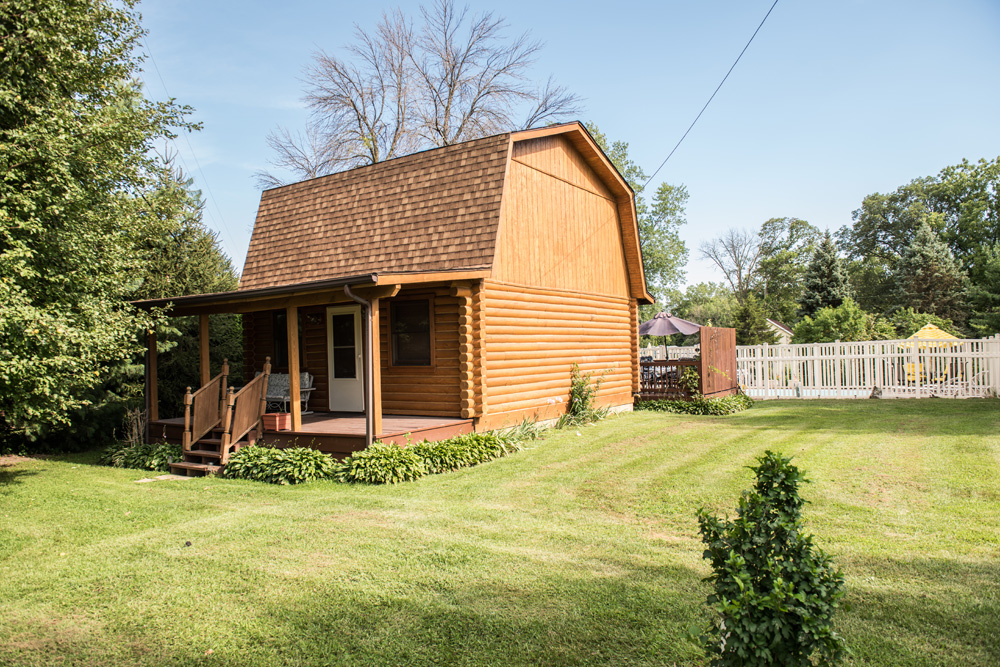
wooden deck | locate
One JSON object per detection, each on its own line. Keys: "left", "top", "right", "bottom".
{"left": 151, "top": 413, "right": 473, "bottom": 456}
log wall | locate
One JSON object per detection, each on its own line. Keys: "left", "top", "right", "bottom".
{"left": 478, "top": 280, "right": 634, "bottom": 429}
{"left": 378, "top": 286, "right": 462, "bottom": 417}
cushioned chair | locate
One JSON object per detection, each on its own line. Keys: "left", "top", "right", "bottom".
{"left": 255, "top": 371, "right": 314, "bottom": 413}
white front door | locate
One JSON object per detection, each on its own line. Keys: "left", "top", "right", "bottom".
{"left": 326, "top": 305, "right": 365, "bottom": 412}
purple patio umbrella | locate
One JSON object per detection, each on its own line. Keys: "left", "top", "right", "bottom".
{"left": 638, "top": 311, "right": 701, "bottom": 337}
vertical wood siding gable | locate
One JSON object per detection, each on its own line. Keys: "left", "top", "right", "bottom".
{"left": 492, "top": 136, "right": 631, "bottom": 297}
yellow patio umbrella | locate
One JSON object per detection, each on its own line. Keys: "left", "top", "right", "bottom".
{"left": 903, "top": 323, "right": 960, "bottom": 383}
{"left": 907, "top": 323, "right": 959, "bottom": 342}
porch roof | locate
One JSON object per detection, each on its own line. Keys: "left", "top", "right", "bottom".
{"left": 131, "top": 268, "right": 492, "bottom": 316}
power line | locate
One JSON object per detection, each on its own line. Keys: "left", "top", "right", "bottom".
{"left": 140, "top": 35, "right": 242, "bottom": 255}
{"left": 643, "top": 0, "right": 780, "bottom": 190}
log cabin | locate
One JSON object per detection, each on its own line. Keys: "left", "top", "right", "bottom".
{"left": 135, "top": 121, "right": 653, "bottom": 474}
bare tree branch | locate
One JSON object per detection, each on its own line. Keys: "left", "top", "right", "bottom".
{"left": 700, "top": 228, "right": 764, "bottom": 303}
{"left": 259, "top": 0, "right": 582, "bottom": 184}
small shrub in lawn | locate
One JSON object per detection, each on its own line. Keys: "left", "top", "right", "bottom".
{"left": 408, "top": 439, "right": 474, "bottom": 474}
{"left": 99, "top": 441, "right": 181, "bottom": 472}
{"left": 696, "top": 450, "right": 846, "bottom": 666}
{"left": 224, "top": 445, "right": 338, "bottom": 485}
{"left": 335, "top": 442, "right": 426, "bottom": 484}
{"left": 637, "top": 393, "right": 753, "bottom": 416}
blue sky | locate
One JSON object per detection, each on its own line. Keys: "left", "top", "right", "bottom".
{"left": 140, "top": 0, "right": 1000, "bottom": 289}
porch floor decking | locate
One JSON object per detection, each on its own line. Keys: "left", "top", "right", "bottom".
{"left": 151, "top": 413, "right": 474, "bottom": 456}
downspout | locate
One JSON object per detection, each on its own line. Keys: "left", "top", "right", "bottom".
{"left": 344, "top": 285, "right": 374, "bottom": 447}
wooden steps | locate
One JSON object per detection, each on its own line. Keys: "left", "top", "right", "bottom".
{"left": 169, "top": 461, "right": 222, "bottom": 476}
{"left": 169, "top": 432, "right": 230, "bottom": 477}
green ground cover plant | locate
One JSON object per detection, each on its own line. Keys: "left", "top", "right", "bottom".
{"left": 98, "top": 440, "right": 182, "bottom": 472}
{"left": 224, "top": 446, "right": 339, "bottom": 485}
{"left": 636, "top": 393, "right": 754, "bottom": 415}
{"left": 1, "top": 400, "right": 998, "bottom": 666}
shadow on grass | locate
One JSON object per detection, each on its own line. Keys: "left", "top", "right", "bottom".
{"left": 247, "top": 561, "right": 707, "bottom": 667}
{"left": 0, "top": 467, "right": 37, "bottom": 491}
{"left": 842, "top": 556, "right": 1000, "bottom": 666}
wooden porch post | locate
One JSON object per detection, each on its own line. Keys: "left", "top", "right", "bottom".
{"left": 147, "top": 330, "right": 159, "bottom": 423}
{"left": 370, "top": 298, "right": 383, "bottom": 439}
{"left": 199, "top": 314, "right": 210, "bottom": 386}
{"left": 286, "top": 305, "right": 302, "bottom": 431}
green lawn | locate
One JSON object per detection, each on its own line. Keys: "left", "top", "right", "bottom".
{"left": 2, "top": 400, "right": 998, "bottom": 666}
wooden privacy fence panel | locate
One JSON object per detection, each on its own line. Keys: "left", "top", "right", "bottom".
{"left": 737, "top": 335, "right": 1000, "bottom": 399}
{"left": 699, "top": 327, "right": 738, "bottom": 398}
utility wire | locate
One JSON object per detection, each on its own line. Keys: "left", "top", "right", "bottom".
{"left": 643, "top": 0, "right": 780, "bottom": 190}
{"left": 140, "top": 35, "right": 242, "bottom": 254}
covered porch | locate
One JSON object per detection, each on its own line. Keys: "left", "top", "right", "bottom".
{"left": 136, "top": 272, "right": 483, "bottom": 467}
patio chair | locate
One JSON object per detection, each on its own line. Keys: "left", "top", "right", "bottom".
{"left": 254, "top": 371, "right": 314, "bottom": 413}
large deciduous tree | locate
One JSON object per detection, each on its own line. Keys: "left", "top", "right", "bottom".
{"left": 839, "top": 156, "right": 999, "bottom": 312}
{"left": 756, "top": 217, "right": 822, "bottom": 325}
{"left": 700, "top": 228, "right": 763, "bottom": 304}
{"left": 259, "top": 0, "right": 581, "bottom": 186}
{"left": 0, "top": 0, "right": 194, "bottom": 445}
{"left": 966, "top": 244, "right": 1000, "bottom": 336}
{"left": 797, "top": 231, "right": 851, "bottom": 319}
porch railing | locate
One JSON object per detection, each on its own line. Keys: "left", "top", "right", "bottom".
{"left": 638, "top": 359, "right": 699, "bottom": 401}
{"left": 182, "top": 359, "right": 229, "bottom": 451}
{"left": 221, "top": 359, "right": 271, "bottom": 461}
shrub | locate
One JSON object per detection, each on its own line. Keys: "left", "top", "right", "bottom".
{"left": 561, "top": 362, "right": 608, "bottom": 426}
{"left": 335, "top": 442, "right": 426, "bottom": 484}
{"left": 224, "top": 445, "right": 338, "bottom": 485}
{"left": 678, "top": 367, "right": 701, "bottom": 395}
{"left": 99, "top": 440, "right": 182, "bottom": 472}
{"left": 696, "top": 451, "right": 846, "bottom": 666}
{"left": 636, "top": 393, "right": 753, "bottom": 416}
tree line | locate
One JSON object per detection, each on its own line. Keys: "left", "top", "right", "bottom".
{"left": 667, "top": 155, "right": 1000, "bottom": 346}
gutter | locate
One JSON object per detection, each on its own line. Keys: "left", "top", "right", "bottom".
{"left": 343, "top": 284, "right": 375, "bottom": 448}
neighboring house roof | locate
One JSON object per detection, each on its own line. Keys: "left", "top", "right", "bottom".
{"left": 238, "top": 122, "right": 651, "bottom": 302}
{"left": 766, "top": 319, "right": 794, "bottom": 336}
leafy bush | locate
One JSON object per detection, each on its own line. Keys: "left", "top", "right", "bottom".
{"left": 224, "top": 445, "right": 338, "bottom": 485}
{"left": 561, "top": 362, "right": 608, "bottom": 426}
{"left": 334, "top": 442, "right": 427, "bottom": 484}
{"left": 678, "top": 367, "right": 701, "bottom": 395}
{"left": 697, "top": 451, "right": 846, "bottom": 666}
{"left": 637, "top": 393, "right": 753, "bottom": 416}
{"left": 99, "top": 440, "right": 182, "bottom": 472}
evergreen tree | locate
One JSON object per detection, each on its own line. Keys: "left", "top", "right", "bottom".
{"left": 734, "top": 294, "right": 778, "bottom": 345}
{"left": 798, "top": 231, "right": 851, "bottom": 318}
{"left": 894, "top": 220, "right": 967, "bottom": 325}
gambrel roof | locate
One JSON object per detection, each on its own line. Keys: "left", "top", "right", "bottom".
{"left": 239, "top": 122, "right": 650, "bottom": 302}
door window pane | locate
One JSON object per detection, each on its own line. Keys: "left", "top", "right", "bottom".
{"left": 391, "top": 300, "right": 431, "bottom": 366}
{"left": 332, "top": 347, "right": 356, "bottom": 379}
{"left": 330, "top": 313, "right": 357, "bottom": 379}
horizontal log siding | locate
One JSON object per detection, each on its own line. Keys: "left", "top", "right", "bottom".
{"left": 482, "top": 281, "right": 633, "bottom": 417}
{"left": 379, "top": 287, "right": 462, "bottom": 417}
{"left": 493, "top": 137, "right": 630, "bottom": 298}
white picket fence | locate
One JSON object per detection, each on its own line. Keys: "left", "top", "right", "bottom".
{"left": 639, "top": 345, "right": 699, "bottom": 361}
{"left": 736, "top": 335, "right": 1000, "bottom": 399}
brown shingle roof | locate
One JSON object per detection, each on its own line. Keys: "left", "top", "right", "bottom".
{"left": 240, "top": 134, "right": 511, "bottom": 291}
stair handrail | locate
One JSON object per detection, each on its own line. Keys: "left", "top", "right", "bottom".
{"left": 181, "top": 358, "right": 229, "bottom": 452}
{"left": 219, "top": 357, "right": 271, "bottom": 464}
